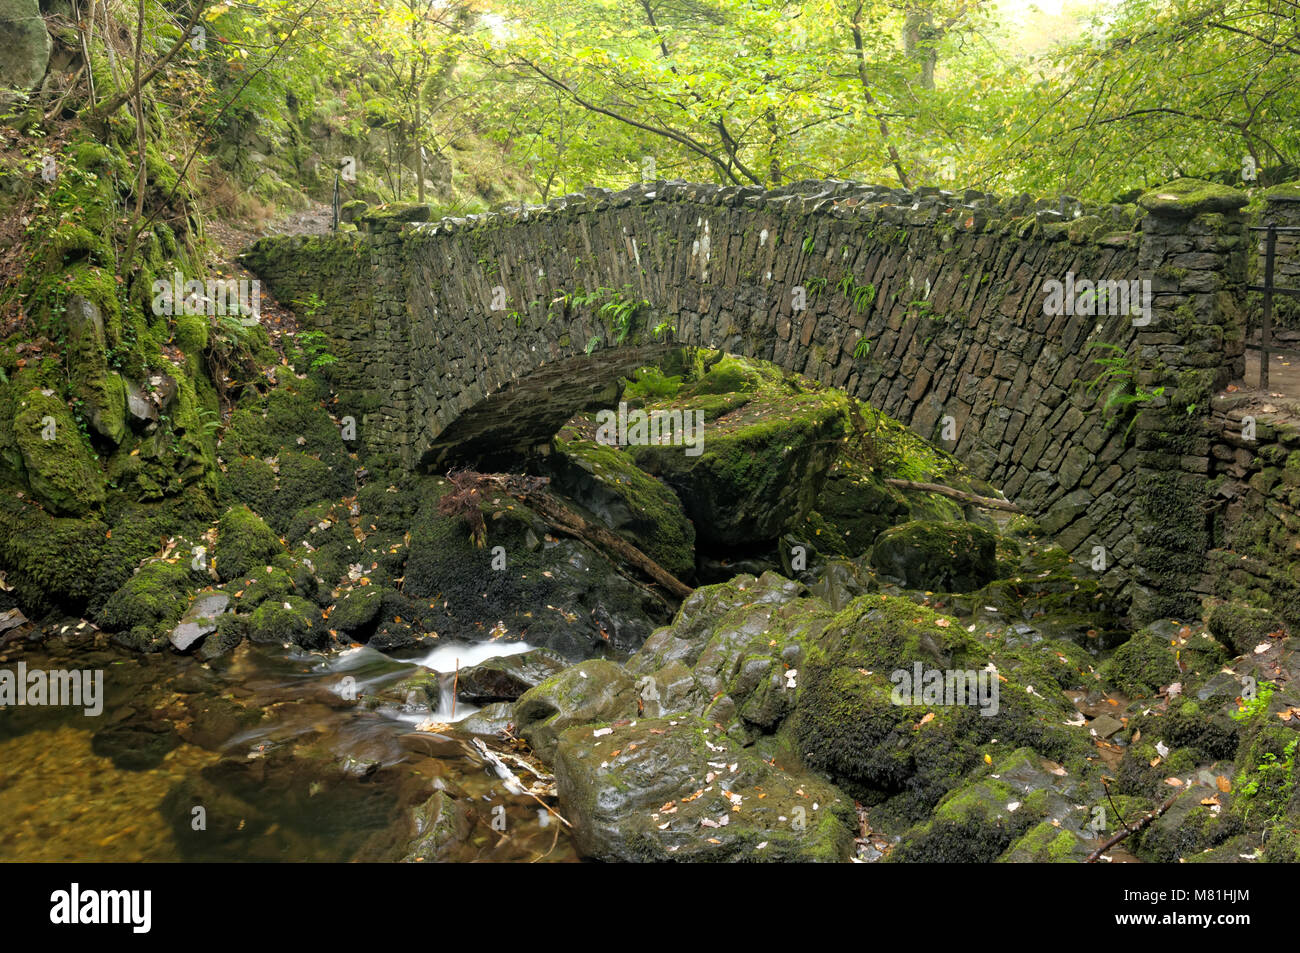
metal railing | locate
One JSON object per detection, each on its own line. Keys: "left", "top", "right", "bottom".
{"left": 1248, "top": 223, "right": 1300, "bottom": 391}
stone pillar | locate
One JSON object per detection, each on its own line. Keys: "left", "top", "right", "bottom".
{"left": 1130, "top": 180, "right": 1248, "bottom": 622}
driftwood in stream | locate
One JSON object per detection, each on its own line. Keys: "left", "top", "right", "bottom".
{"left": 883, "top": 478, "right": 1022, "bottom": 513}
{"left": 1084, "top": 792, "right": 1180, "bottom": 862}
{"left": 442, "top": 470, "right": 694, "bottom": 600}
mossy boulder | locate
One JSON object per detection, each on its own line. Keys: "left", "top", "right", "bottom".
{"left": 545, "top": 435, "right": 695, "bottom": 580}
{"left": 0, "top": 0, "right": 51, "bottom": 94}
{"left": 794, "top": 593, "right": 1091, "bottom": 819}
{"left": 329, "top": 585, "right": 384, "bottom": 634}
{"left": 870, "top": 520, "right": 997, "bottom": 592}
{"left": 513, "top": 659, "right": 638, "bottom": 762}
{"left": 629, "top": 382, "right": 848, "bottom": 547}
{"left": 891, "top": 747, "right": 1096, "bottom": 863}
{"left": 628, "top": 572, "right": 809, "bottom": 675}
{"left": 1100, "top": 622, "right": 1230, "bottom": 698}
{"left": 812, "top": 469, "right": 912, "bottom": 556}
{"left": 0, "top": 494, "right": 107, "bottom": 615}
{"left": 12, "top": 386, "right": 105, "bottom": 515}
{"left": 455, "top": 649, "right": 569, "bottom": 704}
{"left": 217, "top": 386, "right": 353, "bottom": 533}
{"left": 1208, "top": 601, "right": 1287, "bottom": 656}
{"left": 628, "top": 573, "right": 832, "bottom": 735}
{"left": 98, "top": 560, "right": 199, "bottom": 651}
{"left": 246, "top": 594, "right": 323, "bottom": 647}
{"left": 1136, "top": 779, "right": 1245, "bottom": 863}
{"left": 999, "top": 821, "right": 1091, "bottom": 862}
{"left": 553, "top": 714, "right": 855, "bottom": 862}
{"left": 228, "top": 564, "right": 298, "bottom": 610}
{"left": 214, "top": 504, "right": 283, "bottom": 582}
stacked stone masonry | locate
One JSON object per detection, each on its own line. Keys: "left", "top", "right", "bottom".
{"left": 241, "top": 178, "right": 1257, "bottom": 619}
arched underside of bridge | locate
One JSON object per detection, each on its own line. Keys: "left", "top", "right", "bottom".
{"left": 242, "top": 178, "right": 1251, "bottom": 620}
{"left": 422, "top": 345, "right": 672, "bottom": 468}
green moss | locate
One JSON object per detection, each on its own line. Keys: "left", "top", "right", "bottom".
{"left": 329, "top": 586, "right": 384, "bottom": 633}
{"left": 1101, "top": 633, "right": 1175, "bottom": 699}
{"left": 1207, "top": 600, "right": 1286, "bottom": 655}
{"left": 628, "top": 372, "right": 849, "bottom": 548}
{"left": 870, "top": 520, "right": 997, "bottom": 592}
{"left": 1137, "top": 179, "right": 1248, "bottom": 217}
{"left": 549, "top": 435, "right": 695, "bottom": 579}
{"left": 0, "top": 495, "right": 107, "bottom": 615}
{"left": 246, "top": 594, "right": 323, "bottom": 648}
{"left": 98, "top": 560, "right": 198, "bottom": 651}
{"left": 230, "top": 565, "right": 297, "bottom": 610}
{"left": 214, "top": 504, "right": 283, "bottom": 582}
{"left": 889, "top": 754, "right": 1040, "bottom": 862}
{"left": 11, "top": 385, "right": 105, "bottom": 516}
{"left": 1000, "top": 821, "right": 1087, "bottom": 862}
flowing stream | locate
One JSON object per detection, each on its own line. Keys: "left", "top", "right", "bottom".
{"left": 0, "top": 623, "right": 572, "bottom": 863}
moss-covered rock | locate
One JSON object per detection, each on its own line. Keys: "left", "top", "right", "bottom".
{"left": 628, "top": 571, "right": 809, "bottom": 675}
{"left": 628, "top": 371, "right": 848, "bottom": 547}
{"left": 1101, "top": 623, "right": 1230, "bottom": 698}
{"left": 1136, "top": 780, "right": 1245, "bottom": 863}
{"left": 794, "top": 592, "right": 1092, "bottom": 819}
{"left": 246, "top": 594, "right": 323, "bottom": 647}
{"left": 1208, "top": 600, "right": 1287, "bottom": 656}
{"left": 12, "top": 385, "right": 105, "bottom": 515}
{"left": 513, "top": 659, "right": 638, "bottom": 762}
{"left": 870, "top": 519, "right": 997, "bottom": 592}
{"left": 329, "top": 585, "right": 384, "bottom": 634}
{"left": 98, "top": 560, "right": 199, "bottom": 651}
{"left": 553, "top": 714, "right": 855, "bottom": 862}
{"left": 812, "top": 469, "right": 911, "bottom": 556}
{"left": 455, "top": 649, "right": 568, "bottom": 704}
{"left": 1138, "top": 179, "right": 1248, "bottom": 217}
{"left": 214, "top": 504, "right": 283, "bottom": 582}
{"left": 999, "top": 820, "right": 1091, "bottom": 862}
{"left": 545, "top": 434, "right": 695, "bottom": 580}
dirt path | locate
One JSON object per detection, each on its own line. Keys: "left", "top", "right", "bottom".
{"left": 206, "top": 201, "right": 334, "bottom": 261}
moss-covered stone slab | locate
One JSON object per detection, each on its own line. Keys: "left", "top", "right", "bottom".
{"left": 1138, "top": 179, "right": 1248, "bottom": 217}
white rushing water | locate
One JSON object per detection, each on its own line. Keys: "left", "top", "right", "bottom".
{"left": 409, "top": 640, "right": 536, "bottom": 723}
{"left": 414, "top": 640, "right": 535, "bottom": 673}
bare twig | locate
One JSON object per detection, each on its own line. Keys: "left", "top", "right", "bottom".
{"left": 1085, "top": 792, "right": 1180, "bottom": 862}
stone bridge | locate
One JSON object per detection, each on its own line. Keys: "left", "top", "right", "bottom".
{"left": 241, "top": 178, "right": 1255, "bottom": 621}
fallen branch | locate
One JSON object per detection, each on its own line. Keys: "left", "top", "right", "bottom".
{"left": 447, "top": 470, "right": 694, "bottom": 600}
{"left": 883, "top": 478, "right": 1022, "bottom": 513}
{"left": 1085, "top": 792, "right": 1180, "bottom": 862}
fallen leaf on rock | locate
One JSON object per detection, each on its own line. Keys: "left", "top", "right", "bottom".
{"left": 1216, "top": 775, "right": 1231, "bottom": 793}
{"left": 1165, "top": 777, "right": 1184, "bottom": 787}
